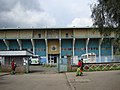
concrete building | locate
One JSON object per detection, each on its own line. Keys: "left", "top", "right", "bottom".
{"left": 0, "top": 27, "right": 115, "bottom": 65}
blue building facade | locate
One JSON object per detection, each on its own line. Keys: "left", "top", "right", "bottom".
{"left": 0, "top": 28, "right": 114, "bottom": 64}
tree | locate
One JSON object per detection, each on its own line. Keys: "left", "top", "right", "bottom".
{"left": 91, "top": 0, "right": 120, "bottom": 54}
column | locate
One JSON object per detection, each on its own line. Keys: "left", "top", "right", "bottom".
{"left": 3, "top": 39, "right": 9, "bottom": 50}
{"left": 31, "top": 39, "right": 35, "bottom": 55}
{"left": 86, "top": 38, "right": 90, "bottom": 54}
{"left": 59, "top": 38, "right": 61, "bottom": 60}
{"left": 73, "top": 38, "right": 75, "bottom": 57}
{"left": 45, "top": 39, "right": 48, "bottom": 64}
{"left": 99, "top": 38, "right": 103, "bottom": 62}
{"left": 111, "top": 39, "right": 114, "bottom": 60}
{"left": 17, "top": 39, "right": 22, "bottom": 50}
{"left": 59, "top": 29, "right": 61, "bottom": 60}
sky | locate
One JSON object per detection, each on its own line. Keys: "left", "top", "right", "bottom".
{"left": 0, "top": 0, "right": 97, "bottom": 28}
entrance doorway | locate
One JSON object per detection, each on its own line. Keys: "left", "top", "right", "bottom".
{"left": 29, "top": 54, "right": 59, "bottom": 74}
{"left": 48, "top": 54, "right": 59, "bottom": 65}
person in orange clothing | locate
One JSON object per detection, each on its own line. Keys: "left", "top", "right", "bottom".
{"left": 76, "top": 60, "right": 82, "bottom": 76}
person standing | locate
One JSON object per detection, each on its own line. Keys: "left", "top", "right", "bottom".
{"left": 80, "top": 58, "right": 84, "bottom": 75}
{"left": 11, "top": 60, "right": 16, "bottom": 75}
{"left": 76, "top": 60, "right": 82, "bottom": 76}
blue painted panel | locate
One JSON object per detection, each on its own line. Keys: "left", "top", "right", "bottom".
{"left": 22, "top": 40, "right": 32, "bottom": 49}
{"left": 40, "top": 57, "right": 46, "bottom": 64}
{"left": 9, "top": 40, "right": 19, "bottom": 50}
{"left": 0, "top": 40, "right": 6, "bottom": 50}
{"left": 74, "top": 39, "right": 86, "bottom": 56}
{"left": 88, "top": 39, "right": 99, "bottom": 55}
{"left": 101, "top": 41, "right": 111, "bottom": 56}
{"left": 61, "top": 39, "right": 72, "bottom": 56}
{"left": 96, "top": 56, "right": 99, "bottom": 63}
{"left": 35, "top": 40, "right": 46, "bottom": 56}
{"left": 61, "top": 51, "right": 66, "bottom": 56}
{"left": 101, "top": 56, "right": 112, "bottom": 62}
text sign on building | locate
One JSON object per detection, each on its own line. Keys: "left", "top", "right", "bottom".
{"left": 0, "top": 51, "right": 32, "bottom": 56}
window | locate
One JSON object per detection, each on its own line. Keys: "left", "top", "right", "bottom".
{"left": 106, "top": 47, "right": 110, "bottom": 50}
{"left": 102, "top": 48, "right": 106, "bottom": 50}
{"left": 43, "top": 49, "right": 46, "bottom": 51}
{"left": 91, "top": 48, "right": 93, "bottom": 50}
{"left": 81, "top": 48, "right": 85, "bottom": 50}
{"left": 96, "top": 47, "right": 98, "bottom": 50}
{"left": 68, "top": 48, "right": 72, "bottom": 50}
{"left": 38, "top": 34, "right": 41, "bottom": 38}
{"left": 66, "top": 33, "right": 68, "bottom": 37}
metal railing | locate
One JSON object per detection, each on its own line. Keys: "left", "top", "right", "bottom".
{"left": 83, "top": 62, "right": 120, "bottom": 71}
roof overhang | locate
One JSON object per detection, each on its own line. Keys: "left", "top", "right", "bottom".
{"left": 0, "top": 27, "right": 94, "bottom": 31}
{"left": 0, "top": 51, "right": 33, "bottom": 56}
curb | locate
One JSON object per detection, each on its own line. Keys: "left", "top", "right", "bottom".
{"left": 65, "top": 73, "right": 75, "bottom": 90}
{"left": 0, "top": 73, "right": 9, "bottom": 76}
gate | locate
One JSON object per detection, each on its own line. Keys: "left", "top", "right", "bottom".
{"left": 58, "top": 58, "right": 68, "bottom": 72}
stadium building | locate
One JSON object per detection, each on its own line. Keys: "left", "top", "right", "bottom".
{"left": 0, "top": 27, "right": 115, "bottom": 65}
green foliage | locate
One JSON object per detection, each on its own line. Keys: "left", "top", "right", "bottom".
{"left": 91, "top": 0, "right": 120, "bottom": 54}
{"left": 91, "top": 0, "right": 120, "bottom": 28}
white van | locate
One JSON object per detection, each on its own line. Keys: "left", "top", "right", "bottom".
{"left": 30, "top": 55, "right": 40, "bottom": 65}
{"left": 80, "top": 53, "right": 96, "bottom": 63}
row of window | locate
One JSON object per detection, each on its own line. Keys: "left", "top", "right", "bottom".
{"left": 61, "top": 47, "right": 110, "bottom": 51}
{"left": 0, "top": 47, "right": 111, "bottom": 51}
{"left": 36, "top": 48, "right": 46, "bottom": 51}
{"left": 38, "top": 33, "right": 72, "bottom": 38}
{"left": 61, "top": 48, "right": 72, "bottom": 50}
{"left": 61, "top": 47, "right": 98, "bottom": 51}
{"left": 101, "top": 47, "right": 111, "bottom": 50}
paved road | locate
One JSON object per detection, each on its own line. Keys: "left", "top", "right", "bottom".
{"left": 29, "top": 65, "right": 57, "bottom": 74}
{"left": 0, "top": 73, "right": 71, "bottom": 90}
{"left": 0, "top": 70, "right": 120, "bottom": 90}
{"left": 66, "top": 70, "right": 120, "bottom": 90}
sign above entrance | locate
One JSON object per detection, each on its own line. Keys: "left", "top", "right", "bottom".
{"left": 51, "top": 45, "right": 57, "bottom": 51}
{"left": 48, "top": 39, "right": 59, "bottom": 54}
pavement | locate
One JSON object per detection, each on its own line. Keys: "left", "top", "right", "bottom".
{"left": 0, "top": 70, "right": 120, "bottom": 90}
{"left": 66, "top": 70, "right": 120, "bottom": 90}
{"left": 0, "top": 72, "right": 10, "bottom": 76}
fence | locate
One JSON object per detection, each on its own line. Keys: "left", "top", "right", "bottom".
{"left": 71, "top": 62, "right": 120, "bottom": 72}
{"left": 83, "top": 62, "right": 120, "bottom": 71}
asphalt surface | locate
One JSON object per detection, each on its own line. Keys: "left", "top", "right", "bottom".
{"left": 66, "top": 70, "right": 120, "bottom": 90}
{"left": 29, "top": 65, "right": 57, "bottom": 74}
{"left": 0, "top": 73, "right": 71, "bottom": 90}
{"left": 0, "top": 70, "right": 120, "bottom": 90}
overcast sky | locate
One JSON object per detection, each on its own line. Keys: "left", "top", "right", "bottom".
{"left": 0, "top": 0, "right": 97, "bottom": 28}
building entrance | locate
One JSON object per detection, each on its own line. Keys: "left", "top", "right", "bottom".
{"left": 48, "top": 54, "right": 59, "bottom": 65}
{"left": 29, "top": 54, "right": 59, "bottom": 74}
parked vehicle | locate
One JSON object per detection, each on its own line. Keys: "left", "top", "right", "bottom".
{"left": 30, "top": 55, "right": 40, "bottom": 65}
{"left": 80, "top": 53, "right": 96, "bottom": 63}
